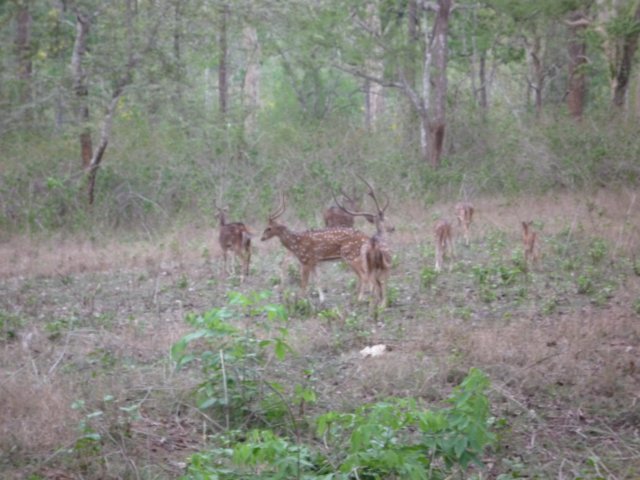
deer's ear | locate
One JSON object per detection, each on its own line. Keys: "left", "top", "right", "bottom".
{"left": 364, "top": 214, "right": 375, "bottom": 224}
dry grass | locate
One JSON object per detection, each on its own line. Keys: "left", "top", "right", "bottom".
{"left": 1, "top": 188, "right": 639, "bottom": 478}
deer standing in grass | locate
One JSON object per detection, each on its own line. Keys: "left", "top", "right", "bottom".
{"left": 521, "top": 221, "right": 539, "bottom": 268}
{"left": 216, "top": 207, "right": 252, "bottom": 280}
{"left": 434, "top": 219, "right": 454, "bottom": 272}
{"left": 261, "top": 194, "right": 370, "bottom": 301}
{"left": 455, "top": 202, "right": 474, "bottom": 246}
{"left": 334, "top": 178, "right": 393, "bottom": 309}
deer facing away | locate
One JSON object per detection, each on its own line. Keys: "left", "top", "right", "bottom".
{"left": 434, "top": 219, "right": 454, "bottom": 272}
{"left": 455, "top": 202, "right": 474, "bottom": 246}
{"left": 334, "top": 177, "right": 393, "bottom": 309}
{"left": 261, "top": 194, "right": 370, "bottom": 301}
{"left": 216, "top": 207, "right": 252, "bottom": 279}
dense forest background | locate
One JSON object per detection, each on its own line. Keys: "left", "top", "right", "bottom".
{"left": 2, "top": 0, "right": 640, "bottom": 235}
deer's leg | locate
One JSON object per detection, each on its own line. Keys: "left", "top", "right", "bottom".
{"left": 435, "top": 246, "right": 442, "bottom": 272}
{"left": 349, "top": 258, "right": 367, "bottom": 302}
{"left": 244, "top": 248, "right": 251, "bottom": 277}
{"left": 300, "top": 263, "right": 312, "bottom": 295}
{"left": 221, "top": 249, "right": 228, "bottom": 276}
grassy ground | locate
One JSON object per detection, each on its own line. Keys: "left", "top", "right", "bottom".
{"left": 1, "top": 188, "right": 639, "bottom": 479}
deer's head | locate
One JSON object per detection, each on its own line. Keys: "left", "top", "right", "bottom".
{"left": 261, "top": 194, "right": 287, "bottom": 241}
{"left": 334, "top": 176, "right": 394, "bottom": 234}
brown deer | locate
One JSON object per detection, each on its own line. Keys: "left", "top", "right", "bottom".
{"left": 216, "top": 207, "right": 252, "bottom": 279}
{"left": 434, "top": 219, "right": 454, "bottom": 272}
{"left": 261, "top": 194, "right": 370, "bottom": 301}
{"left": 455, "top": 202, "right": 474, "bottom": 246}
{"left": 323, "top": 188, "right": 370, "bottom": 228}
{"left": 334, "top": 177, "right": 393, "bottom": 308}
{"left": 521, "top": 221, "right": 539, "bottom": 268}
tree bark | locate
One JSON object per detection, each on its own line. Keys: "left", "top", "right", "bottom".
{"left": 612, "top": 3, "right": 640, "bottom": 108}
{"left": 428, "top": 0, "right": 452, "bottom": 168}
{"left": 242, "top": 24, "right": 260, "bottom": 135}
{"left": 566, "top": 12, "right": 589, "bottom": 120}
{"left": 528, "top": 33, "right": 545, "bottom": 118}
{"left": 15, "top": 0, "right": 33, "bottom": 124}
{"left": 364, "top": 2, "right": 384, "bottom": 130}
{"left": 218, "top": 4, "right": 230, "bottom": 118}
{"left": 70, "top": 12, "right": 92, "bottom": 169}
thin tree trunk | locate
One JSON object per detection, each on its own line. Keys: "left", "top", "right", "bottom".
{"left": 428, "top": 0, "right": 452, "bottom": 168}
{"left": 218, "top": 4, "right": 230, "bottom": 118}
{"left": 533, "top": 36, "right": 544, "bottom": 118}
{"left": 173, "top": 0, "right": 183, "bottom": 108}
{"left": 364, "top": 2, "right": 384, "bottom": 130}
{"left": 612, "top": 3, "right": 640, "bottom": 108}
{"left": 15, "top": 1, "right": 33, "bottom": 124}
{"left": 404, "top": 0, "right": 419, "bottom": 145}
{"left": 71, "top": 12, "right": 92, "bottom": 169}
{"left": 242, "top": 24, "right": 260, "bottom": 135}
{"left": 566, "top": 12, "right": 589, "bottom": 120}
{"left": 478, "top": 54, "right": 488, "bottom": 109}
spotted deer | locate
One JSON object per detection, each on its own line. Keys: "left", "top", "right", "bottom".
{"left": 216, "top": 207, "right": 252, "bottom": 279}
{"left": 323, "top": 188, "right": 371, "bottom": 228}
{"left": 334, "top": 177, "right": 393, "bottom": 309}
{"left": 434, "top": 219, "right": 454, "bottom": 272}
{"left": 261, "top": 194, "right": 370, "bottom": 301}
{"left": 455, "top": 202, "right": 474, "bottom": 246}
{"left": 521, "top": 221, "right": 539, "bottom": 268}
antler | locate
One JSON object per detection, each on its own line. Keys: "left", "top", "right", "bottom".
{"left": 268, "top": 192, "right": 286, "bottom": 221}
{"left": 332, "top": 189, "right": 375, "bottom": 223}
{"left": 338, "top": 187, "right": 353, "bottom": 203}
{"left": 355, "top": 174, "right": 389, "bottom": 215}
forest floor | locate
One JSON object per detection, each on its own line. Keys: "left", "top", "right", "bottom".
{"left": 1, "top": 188, "right": 639, "bottom": 479}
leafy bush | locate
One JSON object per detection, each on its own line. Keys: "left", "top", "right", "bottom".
{"left": 181, "top": 368, "right": 495, "bottom": 480}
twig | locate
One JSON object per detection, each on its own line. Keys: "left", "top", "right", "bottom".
{"left": 220, "top": 349, "right": 230, "bottom": 430}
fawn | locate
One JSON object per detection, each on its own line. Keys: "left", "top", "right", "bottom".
{"left": 455, "top": 202, "right": 474, "bottom": 246}
{"left": 434, "top": 219, "right": 454, "bottom": 272}
{"left": 216, "top": 207, "right": 252, "bottom": 280}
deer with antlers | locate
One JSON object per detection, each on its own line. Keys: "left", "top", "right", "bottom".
{"left": 216, "top": 207, "right": 252, "bottom": 280}
{"left": 521, "top": 221, "right": 539, "bottom": 268}
{"left": 455, "top": 202, "right": 474, "bottom": 246}
{"left": 434, "top": 219, "right": 454, "bottom": 272}
{"left": 261, "top": 194, "right": 370, "bottom": 301}
{"left": 334, "top": 177, "right": 393, "bottom": 309}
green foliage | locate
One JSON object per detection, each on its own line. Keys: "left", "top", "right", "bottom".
{"left": 181, "top": 368, "right": 494, "bottom": 480}
{"left": 172, "top": 291, "right": 292, "bottom": 425}
{"left": 0, "top": 311, "right": 24, "bottom": 342}
{"left": 420, "top": 266, "right": 438, "bottom": 289}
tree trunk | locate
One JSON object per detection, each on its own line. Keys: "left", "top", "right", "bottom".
{"left": 15, "top": 0, "right": 33, "bottom": 124}
{"left": 478, "top": 54, "right": 488, "bottom": 109}
{"left": 242, "top": 24, "right": 260, "bottom": 135}
{"left": 404, "top": 0, "right": 419, "bottom": 145}
{"left": 364, "top": 2, "right": 384, "bottom": 130}
{"left": 529, "top": 34, "right": 544, "bottom": 118}
{"left": 71, "top": 12, "right": 92, "bottom": 169}
{"left": 428, "top": 0, "right": 452, "bottom": 168}
{"left": 566, "top": 12, "right": 589, "bottom": 120}
{"left": 218, "top": 4, "right": 230, "bottom": 118}
{"left": 173, "top": 0, "right": 183, "bottom": 108}
{"left": 612, "top": 3, "right": 640, "bottom": 108}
